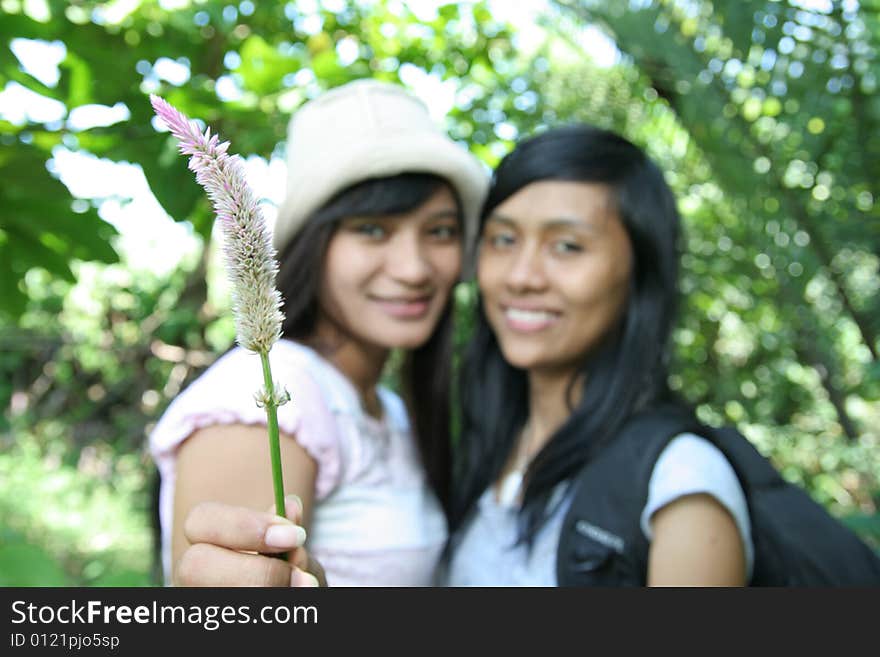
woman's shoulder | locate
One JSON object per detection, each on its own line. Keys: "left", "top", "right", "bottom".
{"left": 170, "top": 340, "right": 322, "bottom": 399}
{"left": 646, "top": 432, "right": 744, "bottom": 506}
{"left": 643, "top": 432, "right": 754, "bottom": 575}
{"left": 215, "top": 339, "right": 354, "bottom": 391}
{"left": 653, "top": 433, "right": 735, "bottom": 479}
{"left": 150, "top": 339, "right": 345, "bottom": 497}
{"left": 150, "top": 340, "right": 332, "bottom": 451}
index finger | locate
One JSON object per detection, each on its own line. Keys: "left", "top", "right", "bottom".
{"left": 184, "top": 501, "right": 307, "bottom": 554}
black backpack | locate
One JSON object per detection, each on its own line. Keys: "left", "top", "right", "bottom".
{"left": 557, "top": 405, "right": 880, "bottom": 586}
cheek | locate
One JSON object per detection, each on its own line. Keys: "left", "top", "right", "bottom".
{"left": 321, "top": 240, "right": 368, "bottom": 310}
{"left": 476, "top": 252, "right": 503, "bottom": 298}
{"left": 427, "top": 245, "right": 463, "bottom": 289}
{"left": 564, "top": 262, "right": 631, "bottom": 330}
{"left": 324, "top": 236, "right": 375, "bottom": 287}
{"left": 318, "top": 267, "right": 351, "bottom": 318}
{"left": 323, "top": 235, "right": 348, "bottom": 277}
{"left": 603, "top": 252, "right": 633, "bottom": 315}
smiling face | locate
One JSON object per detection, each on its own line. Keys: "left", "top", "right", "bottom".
{"left": 319, "top": 185, "right": 462, "bottom": 351}
{"left": 477, "top": 180, "right": 633, "bottom": 377}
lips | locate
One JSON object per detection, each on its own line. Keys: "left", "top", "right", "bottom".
{"left": 371, "top": 295, "right": 432, "bottom": 319}
{"left": 500, "top": 304, "right": 561, "bottom": 332}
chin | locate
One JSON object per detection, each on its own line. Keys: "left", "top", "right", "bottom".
{"left": 368, "top": 325, "right": 434, "bottom": 350}
{"left": 393, "top": 336, "right": 431, "bottom": 350}
{"left": 498, "top": 344, "right": 546, "bottom": 371}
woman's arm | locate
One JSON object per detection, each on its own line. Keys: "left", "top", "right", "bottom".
{"left": 170, "top": 423, "right": 320, "bottom": 586}
{"left": 646, "top": 493, "right": 747, "bottom": 587}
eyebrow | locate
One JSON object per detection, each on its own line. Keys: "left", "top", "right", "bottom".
{"left": 486, "top": 213, "right": 599, "bottom": 233}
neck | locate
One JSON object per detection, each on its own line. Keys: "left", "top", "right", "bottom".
{"left": 307, "top": 318, "right": 389, "bottom": 417}
{"left": 524, "top": 367, "right": 584, "bottom": 454}
{"left": 494, "top": 366, "right": 583, "bottom": 506}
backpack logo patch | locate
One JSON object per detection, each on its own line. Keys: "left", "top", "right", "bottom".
{"left": 575, "top": 520, "right": 625, "bottom": 554}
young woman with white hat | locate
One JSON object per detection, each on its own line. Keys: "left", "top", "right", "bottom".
{"left": 149, "top": 79, "right": 488, "bottom": 586}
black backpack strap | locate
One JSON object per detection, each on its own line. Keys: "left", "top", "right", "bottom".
{"left": 557, "top": 406, "right": 701, "bottom": 586}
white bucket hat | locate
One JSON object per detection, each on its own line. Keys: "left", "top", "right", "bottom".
{"left": 273, "top": 79, "right": 488, "bottom": 256}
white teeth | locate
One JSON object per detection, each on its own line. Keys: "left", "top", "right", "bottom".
{"left": 505, "top": 308, "right": 557, "bottom": 324}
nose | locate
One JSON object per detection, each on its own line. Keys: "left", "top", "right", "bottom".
{"left": 386, "top": 229, "right": 432, "bottom": 286}
{"left": 505, "top": 242, "right": 547, "bottom": 293}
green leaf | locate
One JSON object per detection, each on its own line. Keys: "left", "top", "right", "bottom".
{"left": 0, "top": 244, "right": 28, "bottom": 318}
{"left": 59, "top": 50, "right": 94, "bottom": 107}
{"left": 140, "top": 143, "right": 204, "bottom": 228}
{"left": 238, "top": 35, "right": 300, "bottom": 96}
{"left": 716, "top": 0, "right": 761, "bottom": 58}
{"left": 311, "top": 48, "right": 341, "bottom": 81}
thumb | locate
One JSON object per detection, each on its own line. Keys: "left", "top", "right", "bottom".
{"left": 266, "top": 497, "right": 325, "bottom": 586}
{"left": 264, "top": 495, "right": 306, "bottom": 564}
{"left": 265, "top": 494, "right": 304, "bottom": 525}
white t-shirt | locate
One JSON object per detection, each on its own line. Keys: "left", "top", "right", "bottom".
{"left": 446, "top": 433, "right": 753, "bottom": 586}
{"left": 149, "top": 339, "right": 447, "bottom": 586}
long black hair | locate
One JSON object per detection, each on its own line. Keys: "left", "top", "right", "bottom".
{"left": 276, "top": 172, "right": 461, "bottom": 514}
{"left": 451, "top": 125, "right": 683, "bottom": 540}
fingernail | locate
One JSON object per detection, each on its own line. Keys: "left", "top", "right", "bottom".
{"left": 290, "top": 568, "right": 320, "bottom": 587}
{"left": 285, "top": 494, "right": 303, "bottom": 516}
{"left": 265, "top": 524, "right": 307, "bottom": 548}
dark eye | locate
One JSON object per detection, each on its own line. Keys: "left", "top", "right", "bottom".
{"left": 429, "top": 224, "right": 460, "bottom": 240}
{"left": 485, "top": 232, "right": 516, "bottom": 249}
{"left": 353, "top": 223, "right": 386, "bottom": 239}
{"left": 552, "top": 240, "right": 583, "bottom": 255}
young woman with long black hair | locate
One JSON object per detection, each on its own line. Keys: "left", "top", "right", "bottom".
{"left": 446, "top": 124, "right": 750, "bottom": 586}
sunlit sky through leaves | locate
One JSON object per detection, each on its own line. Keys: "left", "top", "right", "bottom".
{"left": 1, "top": 0, "right": 619, "bottom": 274}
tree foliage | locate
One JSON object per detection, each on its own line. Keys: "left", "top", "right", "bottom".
{"left": 550, "top": 0, "right": 879, "bottom": 511}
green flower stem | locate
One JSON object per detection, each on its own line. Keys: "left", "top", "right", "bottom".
{"left": 260, "top": 350, "right": 287, "bottom": 520}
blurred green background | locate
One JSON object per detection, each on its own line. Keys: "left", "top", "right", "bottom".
{"left": 1, "top": 0, "right": 878, "bottom": 586}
